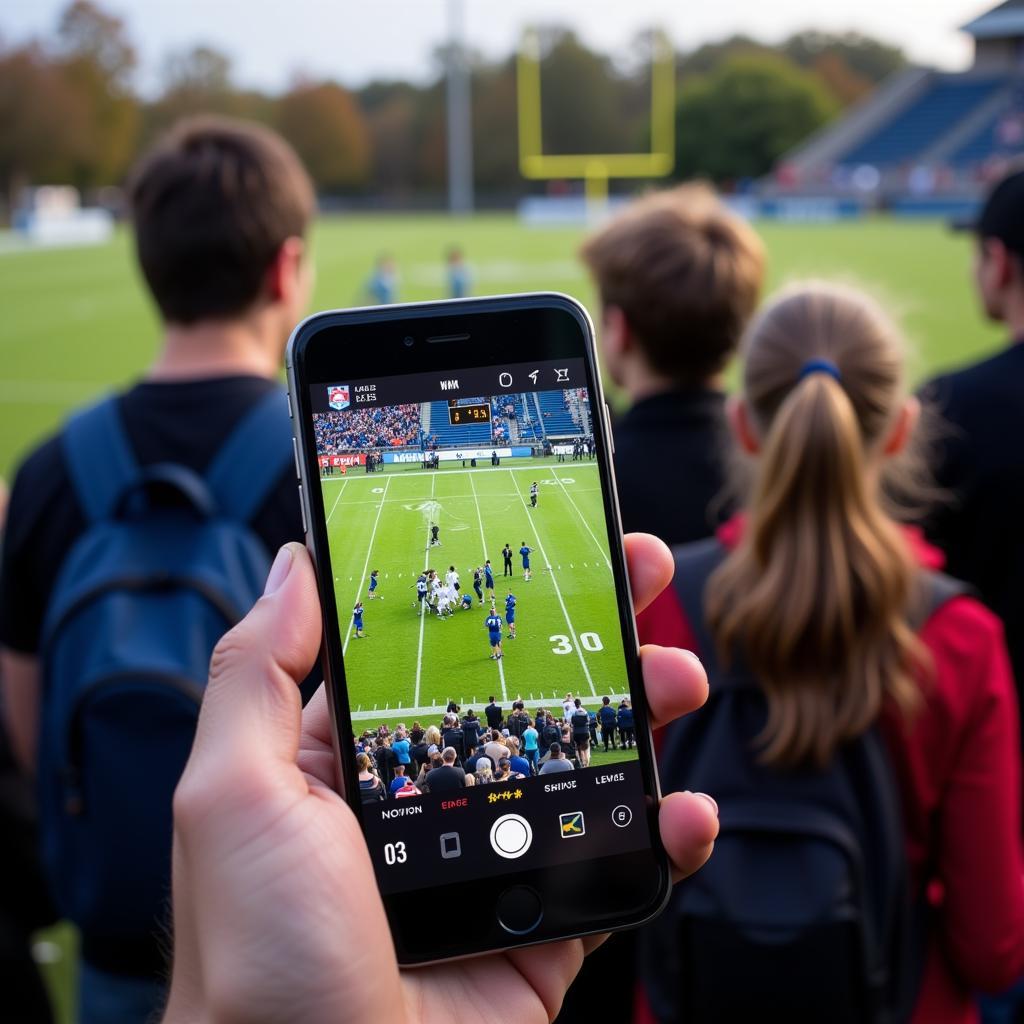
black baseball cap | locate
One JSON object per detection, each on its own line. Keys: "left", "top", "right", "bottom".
{"left": 953, "top": 169, "right": 1024, "bottom": 256}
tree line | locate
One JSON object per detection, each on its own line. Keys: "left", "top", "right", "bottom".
{"left": 0, "top": 1, "right": 906, "bottom": 211}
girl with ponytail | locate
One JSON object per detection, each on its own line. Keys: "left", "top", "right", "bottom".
{"left": 638, "top": 283, "right": 1023, "bottom": 1024}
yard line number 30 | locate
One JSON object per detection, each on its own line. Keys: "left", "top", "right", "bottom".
{"left": 550, "top": 632, "right": 603, "bottom": 654}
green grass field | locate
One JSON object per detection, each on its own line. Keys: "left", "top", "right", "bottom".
{"left": 318, "top": 455, "right": 638, "bottom": 770}
{"left": 0, "top": 211, "right": 1006, "bottom": 1022}
{"left": 0, "top": 213, "right": 1007, "bottom": 482}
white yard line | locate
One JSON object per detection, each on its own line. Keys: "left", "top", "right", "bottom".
{"left": 412, "top": 474, "right": 437, "bottom": 709}
{"left": 508, "top": 469, "right": 596, "bottom": 697}
{"left": 324, "top": 477, "right": 349, "bottom": 523}
{"left": 342, "top": 476, "right": 392, "bottom": 655}
{"left": 469, "top": 472, "right": 508, "bottom": 701}
{"left": 549, "top": 468, "right": 611, "bottom": 569}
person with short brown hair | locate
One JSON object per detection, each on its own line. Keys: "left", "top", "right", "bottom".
{"left": 580, "top": 183, "right": 765, "bottom": 547}
{"left": 0, "top": 115, "right": 315, "bottom": 1023}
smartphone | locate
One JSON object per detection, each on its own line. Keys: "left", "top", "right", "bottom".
{"left": 287, "top": 293, "right": 670, "bottom": 963}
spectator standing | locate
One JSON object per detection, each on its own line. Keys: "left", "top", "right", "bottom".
{"left": 425, "top": 748, "right": 467, "bottom": 793}
{"left": 539, "top": 742, "right": 574, "bottom": 775}
{"left": 579, "top": 184, "right": 764, "bottom": 546}
{"left": 922, "top": 168, "right": 1024, "bottom": 755}
{"left": 0, "top": 117, "right": 313, "bottom": 1023}
{"left": 639, "top": 282, "right": 1024, "bottom": 1024}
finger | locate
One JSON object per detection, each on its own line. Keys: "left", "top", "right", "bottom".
{"left": 660, "top": 790, "right": 719, "bottom": 883}
{"left": 640, "top": 644, "right": 708, "bottom": 731}
{"left": 297, "top": 684, "right": 340, "bottom": 790}
{"left": 187, "top": 543, "right": 323, "bottom": 783}
{"left": 624, "top": 532, "right": 674, "bottom": 615}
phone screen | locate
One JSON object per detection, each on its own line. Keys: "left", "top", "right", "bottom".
{"left": 303, "top": 349, "right": 655, "bottom": 904}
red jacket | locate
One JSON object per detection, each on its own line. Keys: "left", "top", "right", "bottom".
{"left": 637, "top": 520, "right": 1024, "bottom": 1024}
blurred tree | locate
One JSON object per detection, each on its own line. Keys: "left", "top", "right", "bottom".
{"left": 0, "top": 44, "right": 88, "bottom": 209}
{"left": 471, "top": 57, "right": 519, "bottom": 193}
{"left": 277, "top": 81, "right": 371, "bottom": 191}
{"left": 55, "top": 0, "right": 140, "bottom": 187}
{"left": 675, "top": 53, "right": 839, "bottom": 182}
{"left": 782, "top": 31, "right": 905, "bottom": 87}
{"left": 144, "top": 46, "right": 275, "bottom": 143}
{"left": 536, "top": 28, "right": 639, "bottom": 155}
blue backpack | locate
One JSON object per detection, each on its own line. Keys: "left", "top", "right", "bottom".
{"left": 37, "top": 390, "right": 292, "bottom": 948}
{"left": 640, "top": 538, "right": 966, "bottom": 1024}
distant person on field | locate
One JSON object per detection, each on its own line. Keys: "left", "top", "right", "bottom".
{"left": 579, "top": 183, "right": 765, "bottom": 546}
{"left": 922, "top": 168, "right": 1024, "bottom": 751}
{"left": 0, "top": 116, "right": 313, "bottom": 1023}
{"left": 365, "top": 253, "right": 398, "bottom": 304}
{"left": 446, "top": 246, "right": 471, "bottom": 298}
{"left": 639, "top": 282, "right": 1024, "bottom": 1024}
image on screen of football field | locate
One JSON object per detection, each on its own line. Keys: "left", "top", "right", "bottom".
{"left": 311, "top": 386, "right": 640, "bottom": 787}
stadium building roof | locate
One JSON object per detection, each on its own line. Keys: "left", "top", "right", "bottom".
{"left": 962, "top": 0, "right": 1024, "bottom": 40}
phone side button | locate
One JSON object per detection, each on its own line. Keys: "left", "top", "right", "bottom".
{"left": 292, "top": 437, "right": 302, "bottom": 480}
{"left": 287, "top": 391, "right": 294, "bottom": 419}
{"left": 604, "top": 402, "right": 615, "bottom": 455}
{"left": 496, "top": 885, "right": 543, "bottom": 936}
{"left": 297, "top": 484, "right": 307, "bottom": 535}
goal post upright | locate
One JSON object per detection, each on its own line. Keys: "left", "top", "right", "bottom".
{"left": 516, "top": 28, "right": 676, "bottom": 221}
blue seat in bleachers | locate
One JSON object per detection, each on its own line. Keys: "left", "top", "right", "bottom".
{"left": 536, "top": 390, "right": 580, "bottom": 435}
{"left": 841, "top": 77, "right": 1002, "bottom": 166}
{"left": 427, "top": 400, "right": 491, "bottom": 447}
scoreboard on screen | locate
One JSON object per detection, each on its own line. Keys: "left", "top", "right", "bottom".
{"left": 447, "top": 400, "right": 491, "bottom": 426}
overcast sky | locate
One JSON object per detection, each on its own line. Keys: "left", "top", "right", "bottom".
{"left": 1, "top": 0, "right": 997, "bottom": 95}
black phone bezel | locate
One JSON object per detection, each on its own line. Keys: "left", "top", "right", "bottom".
{"left": 287, "top": 293, "right": 671, "bottom": 964}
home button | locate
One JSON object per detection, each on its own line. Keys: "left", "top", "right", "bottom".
{"left": 496, "top": 885, "right": 544, "bottom": 936}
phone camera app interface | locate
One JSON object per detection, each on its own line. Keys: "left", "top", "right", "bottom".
{"left": 309, "top": 360, "right": 650, "bottom": 893}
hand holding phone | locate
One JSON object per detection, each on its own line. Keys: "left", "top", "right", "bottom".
{"left": 163, "top": 536, "right": 718, "bottom": 1023}
{"left": 287, "top": 294, "right": 680, "bottom": 962}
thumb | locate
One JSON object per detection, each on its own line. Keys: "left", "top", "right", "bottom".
{"left": 187, "top": 543, "right": 323, "bottom": 784}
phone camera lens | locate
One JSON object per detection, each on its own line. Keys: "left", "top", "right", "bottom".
{"left": 403, "top": 336, "right": 415, "bottom": 348}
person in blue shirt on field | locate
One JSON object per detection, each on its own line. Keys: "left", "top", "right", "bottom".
{"left": 505, "top": 592, "right": 517, "bottom": 639}
{"left": 412, "top": 572, "right": 428, "bottom": 614}
{"left": 616, "top": 698, "right": 635, "bottom": 749}
{"left": 598, "top": 696, "right": 618, "bottom": 751}
{"left": 486, "top": 608, "right": 503, "bottom": 660}
{"left": 352, "top": 601, "right": 365, "bottom": 639}
{"left": 365, "top": 254, "right": 397, "bottom": 304}
{"left": 484, "top": 560, "right": 495, "bottom": 601}
{"left": 460, "top": 592, "right": 474, "bottom": 611}
{"left": 519, "top": 542, "right": 533, "bottom": 581}
{"left": 368, "top": 569, "right": 380, "bottom": 600}
{"left": 446, "top": 246, "right": 471, "bottom": 298}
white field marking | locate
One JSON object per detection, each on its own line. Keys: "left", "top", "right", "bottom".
{"left": 412, "top": 473, "right": 437, "bottom": 709}
{"left": 549, "top": 468, "right": 611, "bottom": 568}
{"left": 349, "top": 695, "right": 632, "bottom": 722}
{"left": 508, "top": 470, "right": 596, "bottom": 696}
{"left": 342, "top": 475, "right": 392, "bottom": 655}
{"left": 469, "top": 471, "right": 507, "bottom": 701}
{"left": 319, "top": 463, "right": 599, "bottom": 480}
{"left": 324, "top": 477, "right": 349, "bottom": 523}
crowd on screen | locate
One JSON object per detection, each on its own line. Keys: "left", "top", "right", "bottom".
{"left": 314, "top": 404, "right": 421, "bottom": 452}
{"left": 354, "top": 696, "right": 636, "bottom": 801}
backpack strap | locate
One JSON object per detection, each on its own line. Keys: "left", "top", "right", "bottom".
{"left": 203, "top": 389, "right": 293, "bottom": 523}
{"left": 61, "top": 397, "right": 141, "bottom": 524}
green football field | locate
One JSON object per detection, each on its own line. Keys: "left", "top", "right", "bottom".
{"left": 0, "top": 213, "right": 1007, "bottom": 482}
{"left": 318, "top": 456, "right": 637, "bottom": 767}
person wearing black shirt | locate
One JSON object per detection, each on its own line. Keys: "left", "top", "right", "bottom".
{"left": 502, "top": 544, "right": 514, "bottom": 577}
{"left": 579, "top": 183, "right": 764, "bottom": 548}
{"left": 484, "top": 697, "right": 503, "bottom": 730}
{"left": 922, "top": 169, "right": 1024, "bottom": 754}
{"left": 0, "top": 117, "right": 315, "bottom": 1022}
{"left": 571, "top": 184, "right": 765, "bottom": 1024}
{"left": 423, "top": 750, "right": 466, "bottom": 793}
{"left": 461, "top": 711, "right": 482, "bottom": 755}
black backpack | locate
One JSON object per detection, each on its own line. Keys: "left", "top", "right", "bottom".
{"left": 640, "top": 538, "right": 966, "bottom": 1024}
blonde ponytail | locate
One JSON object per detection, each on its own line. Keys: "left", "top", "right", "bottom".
{"left": 706, "top": 283, "right": 928, "bottom": 768}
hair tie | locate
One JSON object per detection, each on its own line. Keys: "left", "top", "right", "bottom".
{"left": 799, "top": 358, "right": 842, "bottom": 383}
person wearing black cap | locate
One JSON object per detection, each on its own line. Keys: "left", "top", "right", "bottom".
{"left": 922, "top": 166, "right": 1024, "bottom": 754}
